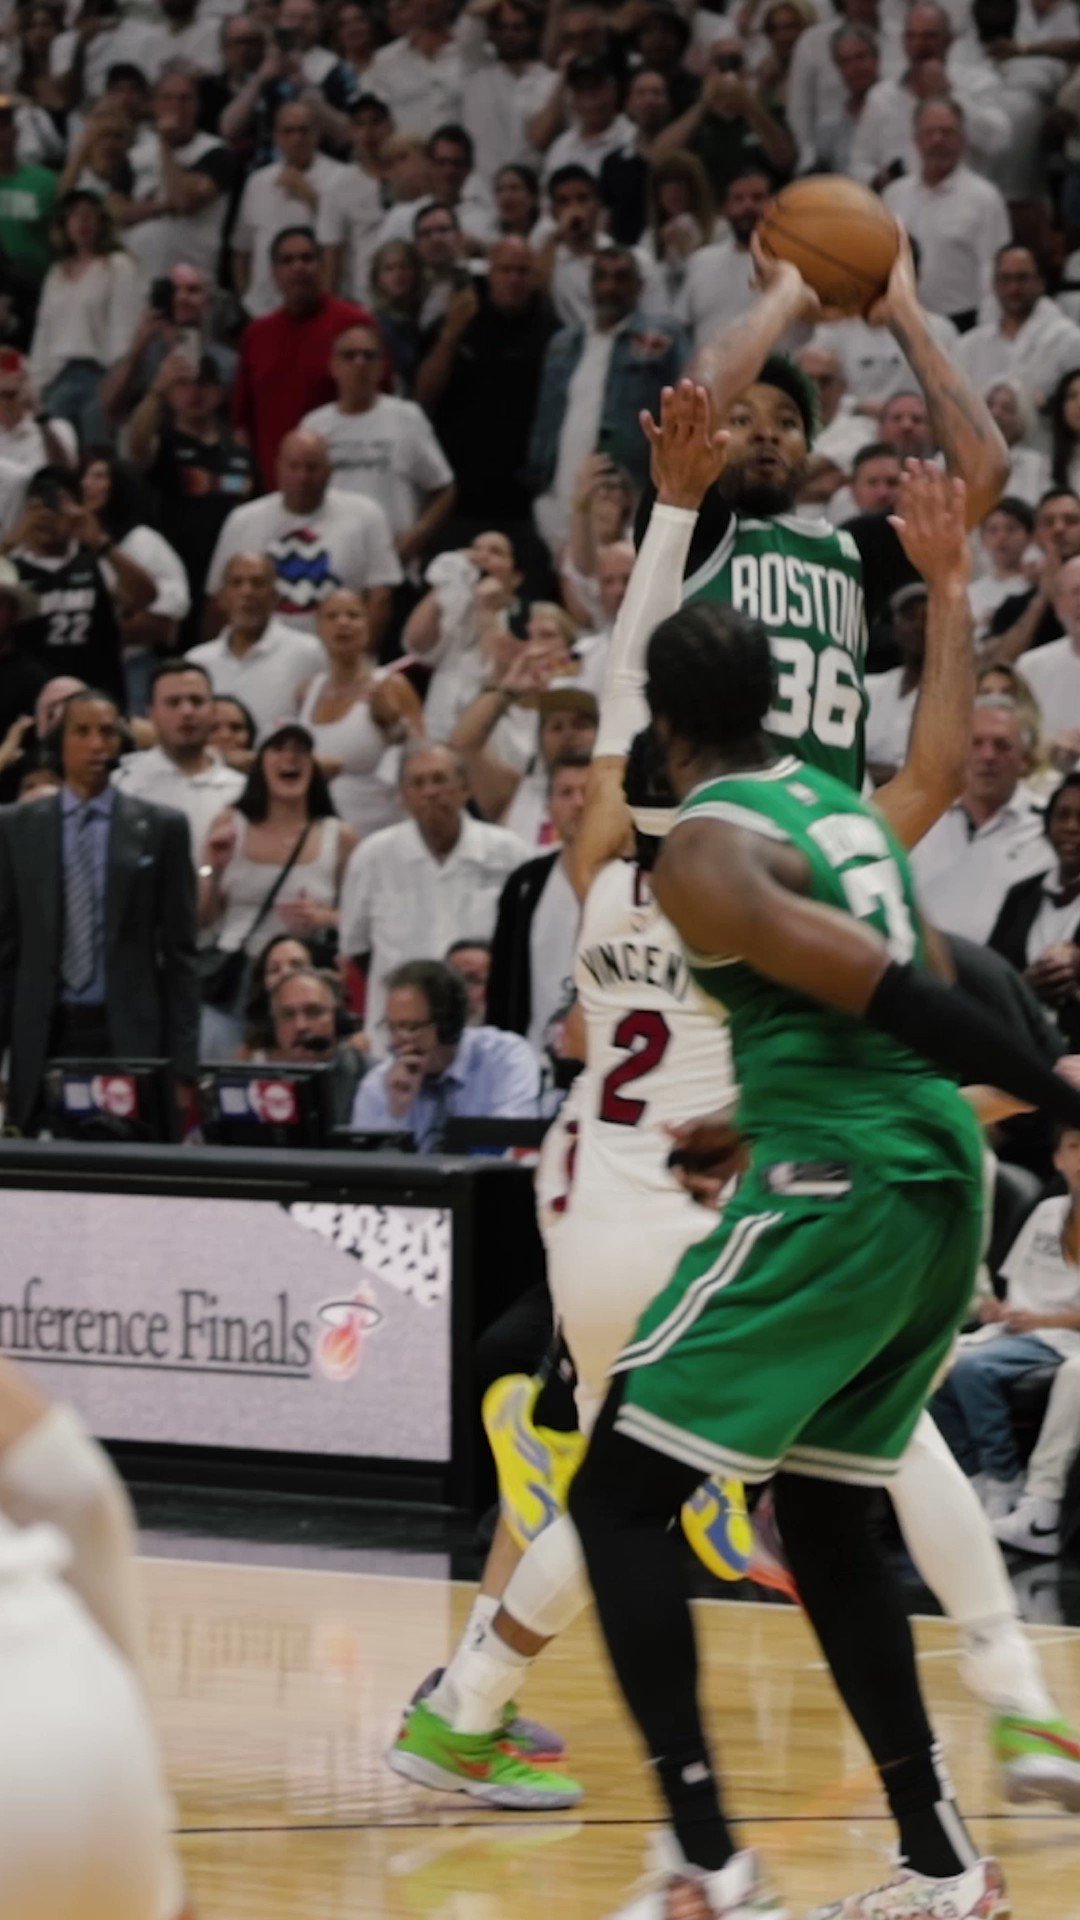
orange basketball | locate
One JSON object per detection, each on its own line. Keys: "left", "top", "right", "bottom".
{"left": 758, "top": 175, "right": 900, "bottom": 317}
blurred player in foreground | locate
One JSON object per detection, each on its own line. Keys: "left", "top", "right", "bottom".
{"left": 0, "top": 1358, "right": 190, "bottom": 1920}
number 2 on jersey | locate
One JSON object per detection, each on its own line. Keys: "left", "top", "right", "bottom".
{"left": 599, "top": 1009, "right": 671, "bottom": 1126}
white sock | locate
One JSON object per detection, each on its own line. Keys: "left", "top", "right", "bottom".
{"left": 461, "top": 1591, "right": 499, "bottom": 1650}
{"left": 428, "top": 1519, "right": 590, "bottom": 1735}
{"left": 427, "top": 1623, "right": 530, "bottom": 1734}
{"left": 0, "top": 1406, "right": 145, "bottom": 1675}
{"left": 892, "top": 1416, "right": 1056, "bottom": 1720}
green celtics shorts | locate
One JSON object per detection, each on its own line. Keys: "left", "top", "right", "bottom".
{"left": 611, "top": 1159, "right": 984, "bottom": 1487}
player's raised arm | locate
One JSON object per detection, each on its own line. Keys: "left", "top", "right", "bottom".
{"left": 875, "top": 463, "right": 975, "bottom": 851}
{"left": 869, "top": 230, "right": 1008, "bottom": 528}
{"left": 568, "top": 381, "right": 727, "bottom": 901}
{"left": 689, "top": 240, "right": 823, "bottom": 424}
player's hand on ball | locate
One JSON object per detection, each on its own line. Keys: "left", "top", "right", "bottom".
{"left": 640, "top": 378, "right": 729, "bottom": 509}
{"left": 749, "top": 233, "right": 827, "bottom": 321}
{"left": 888, "top": 461, "right": 970, "bottom": 588}
{"left": 864, "top": 224, "right": 919, "bottom": 328}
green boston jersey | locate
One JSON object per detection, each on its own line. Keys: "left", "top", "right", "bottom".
{"left": 682, "top": 511, "right": 869, "bottom": 790}
{"left": 679, "top": 756, "right": 982, "bottom": 1185}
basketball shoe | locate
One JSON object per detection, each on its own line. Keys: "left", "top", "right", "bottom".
{"left": 807, "top": 1858, "right": 1008, "bottom": 1920}
{"left": 408, "top": 1665, "right": 566, "bottom": 1763}
{"left": 482, "top": 1374, "right": 586, "bottom": 1550}
{"left": 993, "top": 1712, "right": 1080, "bottom": 1809}
{"left": 607, "top": 1834, "right": 789, "bottom": 1919}
{"left": 387, "top": 1699, "right": 583, "bottom": 1809}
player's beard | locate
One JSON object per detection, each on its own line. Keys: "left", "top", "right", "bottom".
{"left": 719, "top": 457, "right": 805, "bottom": 518}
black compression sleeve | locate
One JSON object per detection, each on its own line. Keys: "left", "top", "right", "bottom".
{"left": 867, "top": 961, "right": 1080, "bottom": 1128}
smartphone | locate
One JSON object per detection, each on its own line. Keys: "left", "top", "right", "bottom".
{"left": 150, "top": 276, "right": 175, "bottom": 322}
{"left": 274, "top": 26, "right": 299, "bottom": 52}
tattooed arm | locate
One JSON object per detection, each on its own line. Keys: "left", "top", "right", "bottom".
{"left": 870, "top": 233, "right": 1008, "bottom": 530}
{"left": 690, "top": 238, "right": 821, "bottom": 416}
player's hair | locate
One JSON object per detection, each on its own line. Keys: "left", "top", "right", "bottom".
{"left": 384, "top": 958, "right": 468, "bottom": 1046}
{"left": 646, "top": 603, "right": 775, "bottom": 753}
{"left": 623, "top": 724, "right": 677, "bottom": 868}
{"left": 756, "top": 354, "right": 819, "bottom": 443}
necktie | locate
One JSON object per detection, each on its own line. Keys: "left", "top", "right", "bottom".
{"left": 425, "top": 1075, "right": 450, "bottom": 1151}
{"left": 62, "top": 806, "right": 99, "bottom": 995}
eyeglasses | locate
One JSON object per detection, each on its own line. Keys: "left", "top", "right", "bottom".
{"left": 382, "top": 1017, "right": 436, "bottom": 1040}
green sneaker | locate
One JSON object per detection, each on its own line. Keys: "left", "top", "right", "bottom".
{"left": 993, "top": 1712, "right": 1080, "bottom": 1810}
{"left": 386, "top": 1699, "right": 584, "bottom": 1809}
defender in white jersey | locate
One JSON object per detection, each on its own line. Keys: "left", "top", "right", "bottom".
{"left": 536, "top": 855, "right": 734, "bottom": 1426}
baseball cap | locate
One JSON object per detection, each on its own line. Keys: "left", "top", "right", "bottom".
{"left": 258, "top": 717, "right": 316, "bottom": 750}
{"left": 538, "top": 678, "right": 600, "bottom": 718}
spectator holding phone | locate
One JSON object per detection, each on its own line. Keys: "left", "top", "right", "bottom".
{"left": 100, "top": 263, "right": 235, "bottom": 431}
{"left": 0, "top": 349, "right": 76, "bottom": 471}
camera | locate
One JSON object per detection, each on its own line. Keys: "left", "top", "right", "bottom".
{"left": 149, "top": 276, "right": 175, "bottom": 323}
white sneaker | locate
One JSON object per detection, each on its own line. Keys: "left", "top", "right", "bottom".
{"left": 608, "top": 1838, "right": 789, "bottom": 1919}
{"left": 980, "top": 1475, "right": 1025, "bottom": 1522}
{"left": 992, "top": 1494, "right": 1061, "bottom": 1558}
{"left": 808, "top": 1857, "right": 1008, "bottom": 1920}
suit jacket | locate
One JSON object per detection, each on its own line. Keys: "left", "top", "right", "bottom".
{"left": 987, "top": 871, "right": 1080, "bottom": 978}
{"left": 487, "top": 850, "right": 560, "bottom": 1038}
{"left": 0, "top": 789, "right": 200, "bottom": 1130}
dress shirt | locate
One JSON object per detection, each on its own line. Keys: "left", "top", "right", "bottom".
{"left": 851, "top": 68, "right": 1010, "bottom": 185}
{"left": 60, "top": 782, "right": 114, "bottom": 1005}
{"left": 955, "top": 298, "right": 1080, "bottom": 413}
{"left": 112, "top": 747, "right": 245, "bottom": 866}
{"left": 340, "top": 813, "right": 529, "bottom": 1042}
{"left": 185, "top": 620, "right": 326, "bottom": 734}
{"left": 910, "top": 792, "right": 1050, "bottom": 943}
{"left": 367, "top": 34, "right": 465, "bottom": 136}
{"left": 351, "top": 1022, "right": 541, "bottom": 1149}
{"left": 543, "top": 113, "right": 637, "bottom": 184}
{"left": 1013, "top": 637, "right": 1080, "bottom": 736}
{"left": 462, "top": 57, "right": 558, "bottom": 178}
{"left": 882, "top": 167, "right": 1011, "bottom": 319}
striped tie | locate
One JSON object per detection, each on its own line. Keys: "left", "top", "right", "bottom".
{"left": 62, "top": 806, "right": 99, "bottom": 995}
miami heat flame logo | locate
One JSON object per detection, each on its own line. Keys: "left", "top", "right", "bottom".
{"left": 315, "top": 1289, "right": 382, "bottom": 1381}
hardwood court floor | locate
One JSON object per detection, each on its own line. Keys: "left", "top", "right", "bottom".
{"left": 142, "top": 1558, "right": 1080, "bottom": 1919}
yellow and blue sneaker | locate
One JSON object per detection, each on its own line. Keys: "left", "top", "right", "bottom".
{"left": 482, "top": 1373, "right": 586, "bottom": 1550}
{"left": 680, "top": 1477, "right": 754, "bottom": 1583}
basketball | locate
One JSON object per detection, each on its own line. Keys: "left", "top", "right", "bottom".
{"left": 758, "top": 175, "right": 900, "bottom": 316}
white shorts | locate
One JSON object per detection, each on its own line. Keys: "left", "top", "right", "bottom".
{"left": 541, "top": 1199, "right": 714, "bottom": 1431}
{"left": 0, "top": 1529, "right": 170, "bottom": 1920}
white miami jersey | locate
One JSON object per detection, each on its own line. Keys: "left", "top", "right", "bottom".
{"left": 538, "top": 857, "right": 735, "bottom": 1218}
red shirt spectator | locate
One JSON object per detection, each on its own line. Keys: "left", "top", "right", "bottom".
{"left": 232, "top": 224, "right": 375, "bottom": 488}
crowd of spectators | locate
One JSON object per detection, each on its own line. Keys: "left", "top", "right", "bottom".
{"left": 3, "top": 0, "right": 1080, "bottom": 1539}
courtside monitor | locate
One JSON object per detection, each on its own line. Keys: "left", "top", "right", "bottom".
{"left": 199, "top": 1063, "right": 334, "bottom": 1149}
{"left": 44, "top": 1058, "right": 179, "bottom": 1144}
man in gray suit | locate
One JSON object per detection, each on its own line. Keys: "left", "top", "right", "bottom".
{"left": 0, "top": 690, "right": 200, "bottom": 1132}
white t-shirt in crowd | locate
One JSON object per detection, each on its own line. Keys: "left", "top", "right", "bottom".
{"left": 0, "top": 415, "right": 77, "bottom": 471}
{"left": 968, "top": 570, "right": 1030, "bottom": 643}
{"left": 1015, "top": 637, "right": 1080, "bottom": 734}
{"left": 955, "top": 298, "right": 1080, "bottom": 414}
{"left": 366, "top": 34, "right": 465, "bottom": 136}
{"left": 299, "top": 396, "right": 453, "bottom": 541}
{"left": 1000, "top": 1196, "right": 1080, "bottom": 1358}
{"left": 542, "top": 112, "right": 636, "bottom": 183}
{"left": 340, "top": 812, "right": 528, "bottom": 1042}
{"left": 316, "top": 165, "right": 386, "bottom": 304}
{"left": 882, "top": 166, "right": 1011, "bottom": 318}
{"left": 527, "top": 854, "right": 580, "bottom": 1058}
{"left": 206, "top": 488, "right": 403, "bottom": 633}
{"left": 678, "top": 239, "right": 759, "bottom": 351}
{"left": 112, "top": 746, "right": 244, "bottom": 865}
{"left": 185, "top": 619, "right": 326, "bottom": 733}
{"left": 233, "top": 155, "right": 352, "bottom": 319}
{"left": 865, "top": 666, "right": 918, "bottom": 774}
{"left": 811, "top": 313, "right": 960, "bottom": 405}
{"left": 124, "top": 131, "right": 232, "bottom": 282}
{"left": 462, "top": 56, "right": 558, "bottom": 179}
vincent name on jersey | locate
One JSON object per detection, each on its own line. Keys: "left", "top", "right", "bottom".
{"left": 729, "top": 552, "right": 865, "bottom": 661}
{"left": 578, "top": 938, "right": 692, "bottom": 1003}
